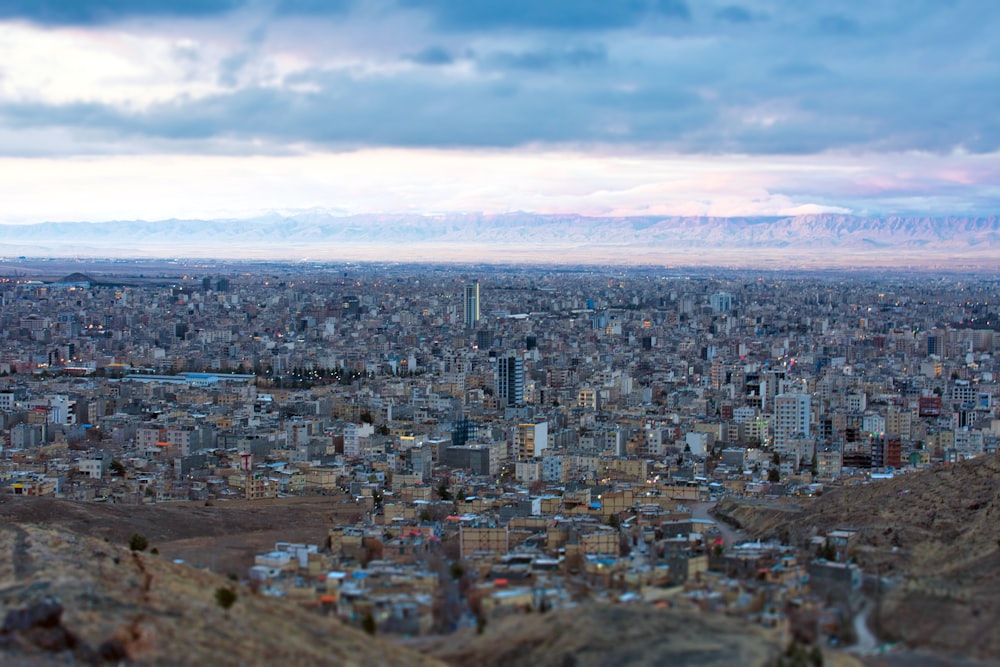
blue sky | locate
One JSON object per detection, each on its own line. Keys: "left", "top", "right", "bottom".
{"left": 0, "top": 0, "right": 997, "bottom": 223}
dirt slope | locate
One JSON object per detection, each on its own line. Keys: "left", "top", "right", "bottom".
{"left": 0, "top": 522, "right": 441, "bottom": 666}
{"left": 414, "top": 603, "right": 787, "bottom": 667}
{"left": 715, "top": 454, "right": 1000, "bottom": 659}
{"left": 0, "top": 495, "right": 359, "bottom": 576}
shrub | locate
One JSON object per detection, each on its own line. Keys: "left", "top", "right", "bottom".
{"left": 215, "top": 587, "right": 237, "bottom": 613}
{"left": 129, "top": 533, "right": 149, "bottom": 552}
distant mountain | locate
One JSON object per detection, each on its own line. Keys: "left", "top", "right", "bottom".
{"left": 1, "top": 213, "right": 997, "bottom": 267}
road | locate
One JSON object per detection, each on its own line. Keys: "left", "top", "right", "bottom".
{"left": 851, "top": 600, "right": 880, "bottom": 654}
{"left": 687, "top": 500, "right": 747, "bottom": 547}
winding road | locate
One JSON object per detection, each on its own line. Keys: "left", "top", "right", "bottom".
{"left": 687, "top": 500, "right": 747, "bottom": 547}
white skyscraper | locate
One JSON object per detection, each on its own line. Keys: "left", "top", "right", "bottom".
{"left": 773, "top": 393, "right": 810, "bottom": 452}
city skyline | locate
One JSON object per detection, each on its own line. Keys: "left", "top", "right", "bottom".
{"left": 0, "top": 0, "right": 998, "bottom": 240}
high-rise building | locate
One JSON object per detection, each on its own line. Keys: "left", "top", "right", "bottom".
{"left": 464, "top": 280, "right": 480, "bottom": 328}
{"left": 710, "top": 291, "right": 733, "bottom": 313}
{"left": 495, "top": 353, "right": 524, "bottom": 407}
{"left": 475, "top": 329, "right": 493, "bottom": 350}
{"left": 926, "top": 331, "right": 944, "bottom": 357}
{"left": 774, "top": 393, "right": 810, "bottom": 452}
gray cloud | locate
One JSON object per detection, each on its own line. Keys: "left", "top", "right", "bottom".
{"left": 0, "top": 0, "right": 998, "bottom": 158}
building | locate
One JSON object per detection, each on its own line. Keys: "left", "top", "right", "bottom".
{"left": 710, "top": 292, "right": 733, "bottom": 313}
{"left": 495, "top": 353, "right": 524, "bottom": 407}
{"left": 774, "top": 393, "right": 810, "bottom": 453}
{"left": 444, "top": 445, "right": 491, "bottom": 476}
{"left": 475, "top": 329, "right": 493, "bottom": 350}
{"left": 516, "top": 421, "right": 548, "bottom": 460}
{"left": 464, "top": 280, "right": 480, "bottom": 329}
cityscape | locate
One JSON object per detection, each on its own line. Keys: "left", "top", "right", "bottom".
{"left": 1, "top": 260, "right": 999, "bottom": 665}
{"left": 2, "top": 0, "right": 1000, "bottom": 665}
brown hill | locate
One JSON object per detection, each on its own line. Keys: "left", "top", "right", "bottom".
{"left": 413, "top": 602, "right": 789, "bottom": 667}
{"left": 0, "top": 494, "right": 360, "bottom": 577}
{"left": 715, "top": 454, "right": 1000, "bottom": 660}
{"left": 0, "top": 520, "right": 442, "bottom": 666}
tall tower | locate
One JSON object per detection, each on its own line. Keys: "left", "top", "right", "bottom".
{"left": 464, "top": 280, "right": 480, "bottom": 329}
{"left": 495, "top": 353, "right": 524, "bottom": 407}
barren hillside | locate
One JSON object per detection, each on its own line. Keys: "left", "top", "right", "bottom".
{"left": 0, "top": 495, "right": 359, "bottom": 577}
{"left": 0, "top": 520, "right": 442, "bottom": 666}
{"left": 715, "top": 454, "right": 1000, "bottom": 659}
{"left": 413, "top": 602, "right": 790, "bottom": 667}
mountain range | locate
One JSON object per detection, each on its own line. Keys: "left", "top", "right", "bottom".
{"left": 2, "top": 213, "right": 997, "bottom": 267}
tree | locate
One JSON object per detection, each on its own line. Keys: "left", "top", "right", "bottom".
{"left": 129, "top": 533, "right": 149, "bottom": 552}
{"left": 361, "top": 612, "right": 376, "bottom": 635}
{"left": 109, "top": 460, "right": 126, "bottom": 476}
{"left": 215, "top": 587, "right": 237, "bottom": 615}
{"left": 768, "top": 468, "right": 780, "bottom": 483}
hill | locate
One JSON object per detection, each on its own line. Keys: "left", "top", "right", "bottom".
{"left": 0, "top": 495, "right": 361, "bottom": 578}
{"left": 714, "top": 454, "right": 1000, "bottom": 659}
{"left": 56, "top": 272, "right": 94, "bottom": 284}
{"left": 413, "top": 602, "right": 790, "bottom": 667}
{"left": 0, "top": 521, "right": 442, "bottom": 666}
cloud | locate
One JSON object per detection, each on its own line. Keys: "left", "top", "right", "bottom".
{"left": 3, "top": 37, "right": 999, "bottom": 158}
{"left": 482, "top": 45, "right": 607, "bottom": 71}
{"left": 714, "top": 5, "right": 756, "bottom": 23}
{"left": 406, "top": 45, "right": 454, "bottom": 65}
{"left": 217, "top": 24, "right": 269, "bottom": 86}
{"left": 271, "top": 0, "right": 356, "bottom": 15}
{"left": 398, "top": 0, "right": 690, "bottom": 30}
{"left": 769, "top": 61, "right": 832, "bottom": 79}
{"left": 1, "top": 149, "right": 997, "bottom": 224}
{"left": 0, "top": 0, "right": 998, "bottom": 161}
{"left": 816, "top": 14, "right": 861, "bottom": 36}
{"left": 0, "top": 0, "right": 243, "bottom": 25}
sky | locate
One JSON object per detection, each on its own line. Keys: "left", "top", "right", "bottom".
{"left": 0, "top": 0, "right": 998, "bottom": 223}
